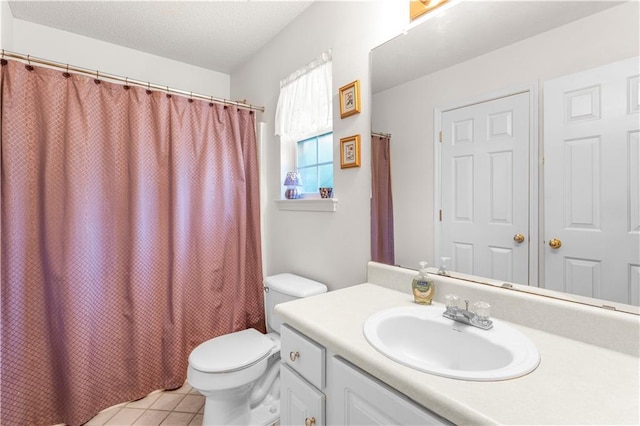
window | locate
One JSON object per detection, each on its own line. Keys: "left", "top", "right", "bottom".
{"left": 275, "top": 50, "right": 333, "bottom": 203}
{"left": 297, "top": 132, "right": 333, "bottom": 194}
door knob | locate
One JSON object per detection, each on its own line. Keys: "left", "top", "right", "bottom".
{"left": 513, "top": 233, "right": 525, "bottom": 243}
{"left": 305, "top": 417, "right": 316, "bottom": 426}
{"left": 549, "top": 238, "right": 562, "bottom": 249}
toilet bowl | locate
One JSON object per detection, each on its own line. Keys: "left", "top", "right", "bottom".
{"left": 187, "top": 273, "right": 327, "bottom": 426}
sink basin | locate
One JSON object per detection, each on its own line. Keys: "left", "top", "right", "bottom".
{"left": 363, "top": 305, "right": 540, "bottom": 381}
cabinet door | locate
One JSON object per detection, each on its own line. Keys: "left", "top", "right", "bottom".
{"left": 280, "top": 364, "right": 325, "bottom": 426}
{"left": 329, "top": 357, "right": 451, "bottom": 426}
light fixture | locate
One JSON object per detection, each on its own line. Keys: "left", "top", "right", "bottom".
{"left": 410, "top": 0, "right": 450, "bottom": 21}
{"left": 283, "top": 172, "right": 303, "bottom": 199}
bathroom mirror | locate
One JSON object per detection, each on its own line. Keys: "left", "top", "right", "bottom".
{"left": 371, "top": 0, "right": 639, "bottom": 312}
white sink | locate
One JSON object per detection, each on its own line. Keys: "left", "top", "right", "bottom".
{"left": 363, "top": 305, "right": 540, "bottom": 381}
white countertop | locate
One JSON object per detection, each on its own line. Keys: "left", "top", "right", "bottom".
{"left": 275, "top": 283, "right": 640, "bottom": 425}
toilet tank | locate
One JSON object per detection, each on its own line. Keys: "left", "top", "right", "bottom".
{"left": 264, "top": 273, "right": 327, "bottom": 333}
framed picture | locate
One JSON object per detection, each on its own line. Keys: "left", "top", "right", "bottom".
{"left": 339, "top": 80, "right": 361, "bottom": 118}
{"left": 340, "top": 134, "right": 361, "bottom": 169}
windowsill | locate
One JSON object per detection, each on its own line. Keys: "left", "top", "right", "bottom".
{"left": 275, "top": 198, "right": 338, "bottom": 212}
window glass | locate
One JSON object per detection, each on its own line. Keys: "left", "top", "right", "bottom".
{"left": 318, "top": 164, "right": 333, "bottom": 188}
{"left": 296, "top": 132, "right": 333, "bottom": 194}
{"left": 318, "top": 133, "right": 333, "bottom": 164}
{"left": 299, "top": 168, "right": 319, "bottom": 194}
{"left": 297, "top": 139, "right": 318, "bottom": 168}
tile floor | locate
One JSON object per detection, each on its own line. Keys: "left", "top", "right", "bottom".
{"left": 83, "top": 382, "right": 204, "bottom": 426}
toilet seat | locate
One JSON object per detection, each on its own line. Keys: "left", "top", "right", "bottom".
{"left": 189, "top": 328, "right": 275, "bottom": 373}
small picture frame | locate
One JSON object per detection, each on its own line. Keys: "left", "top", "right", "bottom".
{"left": 340, "top": 134, "right": 361, "bottom": 169}
{"left": 339, "top": 80, "right": 361, "bottom": 118}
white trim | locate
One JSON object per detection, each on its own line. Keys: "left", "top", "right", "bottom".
{"left": 433, "top": 109, "right": 442, "bottom": 268}
{"left": 529, "top": 83, "right": 540, "bottom": 288}
{"left": 275, "top": 198, "right": 338, "bottom": 212}
{"left": 257, "top": 122, "right": 268, "bottom": 276}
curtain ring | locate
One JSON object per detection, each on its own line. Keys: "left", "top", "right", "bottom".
{"left": 124, "top": 77, "right": 130, "bottom": 90}
{"left": 1, "top": 49, "right": 7, "bottom": 66}
{"left": 209, "top": 96, "right": 214, "bottom": 107}
{"left": 63, "top": 63, "right": 71, "bottom": 79}
{"left": 94, "top": 70, "right": 101, "bottom": 84}
{"left": 166, "top": 86, "right": 171, "bottom": 98}
{"left": 25, "top": 55, "right": 34, "bottom": 71}
{"left": 146, "top": 82, "right": 152, "bottom": 95}
{"left": 188, "top": 91, "right": 194, "bottom": 103}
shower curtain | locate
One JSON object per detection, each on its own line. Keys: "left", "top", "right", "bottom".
{"left": 371, "top": 134, "right": 394, "bottom": 265}
{"left": 0, "top": 59, "right": 265, "bottom": 425}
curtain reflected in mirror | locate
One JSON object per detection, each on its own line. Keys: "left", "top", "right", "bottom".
{"left": 371, "top": 133, "right": 394, "bottom": 265}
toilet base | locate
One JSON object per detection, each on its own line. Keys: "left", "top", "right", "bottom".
{"left": 202, "top": 391, "right": 279, "bottom": 426}
{"left": 248, "top": 392, "right": 279, "bottom": 426}
{"left": 202, "top": 384, "right": 251, "bottom": 425}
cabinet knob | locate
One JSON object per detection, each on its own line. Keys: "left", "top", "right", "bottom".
{"left": 289, "top": 351, "right": 300, "bottom": 362}
{"left": 305, "top": 417, "right": 316, "bottom": 426}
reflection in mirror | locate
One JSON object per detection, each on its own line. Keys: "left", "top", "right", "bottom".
{"left": 371, "top": 1, "right": 639, "bottom": 312}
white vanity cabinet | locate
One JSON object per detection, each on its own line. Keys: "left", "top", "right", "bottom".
{"left": 280, "top": 324, "right": 326, "bottom": 426}
{"left": 329, "top": 357, "right": 451, "bottom": 426}
{"left": 280, "top": 324, "right": 450, "bottom": 426}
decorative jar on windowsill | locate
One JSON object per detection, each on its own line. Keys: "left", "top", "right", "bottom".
{"left": 284, "top": 171, "right": 302, "bottom": 199}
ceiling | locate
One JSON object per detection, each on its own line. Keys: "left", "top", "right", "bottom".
{"left": 8, "top": 1, "right": 314, "bottom": 74}
{"left": 371, "top": 1, "right": 625, "bottom": 93}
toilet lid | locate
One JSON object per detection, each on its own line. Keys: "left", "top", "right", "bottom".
{"left": 189, "top": 328, "right": 275, "bottom": 373}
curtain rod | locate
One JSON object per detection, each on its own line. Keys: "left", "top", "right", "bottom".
{"left": 1, "top": 50, "right": 265, "bottom": 113}
{"left": 372, "top": 131, "right": 391, "bottom": 138}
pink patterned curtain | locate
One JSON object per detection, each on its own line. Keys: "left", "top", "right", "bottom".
{"left": 0, "top": 60, "right": 265, "bottom": 425}
{"left": 371, "top": 134, "right": 394, "bottom": 265}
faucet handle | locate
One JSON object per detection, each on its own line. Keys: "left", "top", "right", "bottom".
{"left": 473, "top": 301, "right": 491, "bottom": 326}
{"left": 445, "top": 294, "right": 459, "bottom": 307}
{"left": 444, "top": 294, "right": 459, "bottom": 314}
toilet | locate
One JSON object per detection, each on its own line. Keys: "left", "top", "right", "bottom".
{"left": 187, "top": 273, "right": 327, "bottom": 426}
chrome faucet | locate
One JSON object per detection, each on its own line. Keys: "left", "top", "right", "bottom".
{"left": 443, "top": 296, "right": 493, "bottom": 330}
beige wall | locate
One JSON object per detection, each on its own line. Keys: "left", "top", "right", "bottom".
{"left": 231, "top": 2, "right": 408, "bottom": 290}
{"left": 7, "top": 17, "right": 230, "bottom": 97}
{"left": 1, "top": 1, "right": 14, "bottom": 49}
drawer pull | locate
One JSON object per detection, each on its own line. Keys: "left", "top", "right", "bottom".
{"left": 305, "top": 417, "right": 316, "bottom": 426}
{"left": 289, "top": 351, "right": 300, "bottom": 362}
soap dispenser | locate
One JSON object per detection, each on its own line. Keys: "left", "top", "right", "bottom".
{"left": 412, "top": 261, "right": 434, "bottom": 305}
{"left": 437, "top": 257, "right": 451, "bottom": 276}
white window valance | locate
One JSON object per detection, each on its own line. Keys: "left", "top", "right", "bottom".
{"left": 275, "top": 50, "right": 332, "bottom": 141}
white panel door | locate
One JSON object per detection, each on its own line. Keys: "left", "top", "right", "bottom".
{"left": 441, "top": 92, "right": 530, "bottom": 284}
{"left": 544, "top": 56, "right": 640, "bottom": 305}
